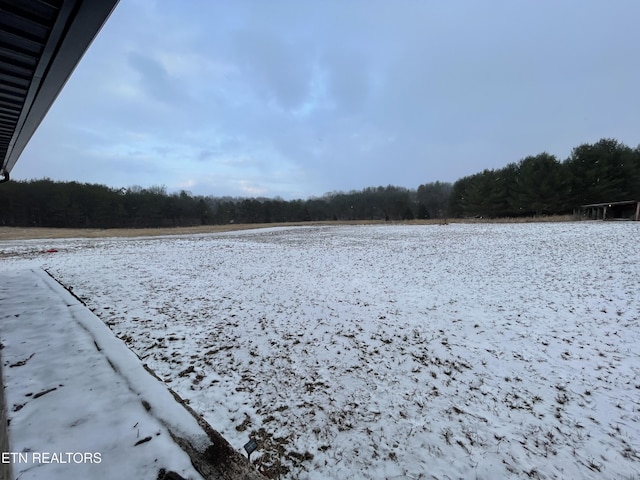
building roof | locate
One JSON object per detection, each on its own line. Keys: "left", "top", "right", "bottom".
{"left": 0, "top": 0, "right": 119, "bottom": 182}
{"left": 581, "top": 200, "right": 639, "bottom": 208}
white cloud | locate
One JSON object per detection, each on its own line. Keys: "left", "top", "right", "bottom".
{"left": 13, "top": 0, "right": 640, "bottom": 198}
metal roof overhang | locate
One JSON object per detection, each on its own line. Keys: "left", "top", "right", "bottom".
{"left": 0, "top": 0, "right": 119, "bottom": 183}
{"left": 580, "top": 200, "right": 639, "bottom": 208}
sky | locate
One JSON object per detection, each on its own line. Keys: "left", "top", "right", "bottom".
{"left": 12, "top": 0, "right": 640, "bottom": 200}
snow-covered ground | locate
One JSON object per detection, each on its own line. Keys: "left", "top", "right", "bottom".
{"left": 2, "top": 222, "right": 639, "bottom": 479}
{"left": 0, "top": 269, "right": 205, "bottom": 480}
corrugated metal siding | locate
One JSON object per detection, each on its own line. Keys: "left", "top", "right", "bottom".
{"left": 0, "top": 0, "right": 62, "bottom": 171}
{"left": 0, "top": 0, "right": 119, "bottom": 179}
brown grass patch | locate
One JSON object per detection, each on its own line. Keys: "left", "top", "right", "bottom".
{"left": 0, "top": 216, "right": 578, "bottom": 241}
{"left": 0, "top": 222, "right": 369, "bottom": 240}
{"left": 393, "top": 214, "right": 577, "bottom": 226}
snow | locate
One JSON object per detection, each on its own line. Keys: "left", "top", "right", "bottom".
{"left": 2, "top": 222, "right": 640, "bottom": 479}
{"left": 0, "top": 269, "right": 204, "bottom": 480}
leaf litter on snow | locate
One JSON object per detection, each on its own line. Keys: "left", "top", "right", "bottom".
{"left": 3, "top": 223, "right": 640, "bottom": 479}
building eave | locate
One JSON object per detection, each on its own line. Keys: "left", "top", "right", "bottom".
{"left": 0, "top": 0, "right": 119, "bottom": 178}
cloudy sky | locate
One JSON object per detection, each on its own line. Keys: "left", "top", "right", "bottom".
{"left": 13, "top": 0, "right": 640, "bottom": 199}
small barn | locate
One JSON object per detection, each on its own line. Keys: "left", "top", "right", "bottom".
{"left": 581, "top": 201, "right": 640, "bottom": 221}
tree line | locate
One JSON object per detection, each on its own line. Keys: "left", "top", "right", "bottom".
{"left": 0, "top": 181, "right": 435, "bottom": 228}
{"left": 0, "top": 138, "right": 638, "bottom": 228}
{"left": 449, "top": 138, "right": 640, "bottom": 218}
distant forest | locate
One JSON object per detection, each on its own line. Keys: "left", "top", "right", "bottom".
{"left": 1, "top": 138, "right": 638, "bottom": 228}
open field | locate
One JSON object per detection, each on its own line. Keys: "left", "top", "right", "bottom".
{"left": 2, "top": 222, "right": 639, "bottom": 479}
{"left": 0, "top": 223, "right": 310, "bottom": 241}
{"left": 0, "top": 215, "right": 577, "bottom": 241}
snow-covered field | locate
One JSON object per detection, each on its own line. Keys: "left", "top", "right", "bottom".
{"left": 2, "top": 223, "right": 639, "bottom": 479}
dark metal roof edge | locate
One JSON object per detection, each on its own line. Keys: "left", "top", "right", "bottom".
{"left": 2, "top": 0, "right": 119, "bottom": 175}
